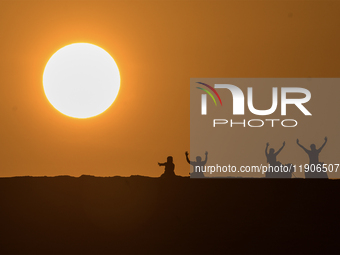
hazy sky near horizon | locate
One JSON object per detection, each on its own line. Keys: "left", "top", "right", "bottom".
{"left": 0, "top": 0, "right": 340, "bottom": 177}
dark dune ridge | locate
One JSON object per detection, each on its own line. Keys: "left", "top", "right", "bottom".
{"left": 0, "top": 175, "right": 339, "bottom": 254}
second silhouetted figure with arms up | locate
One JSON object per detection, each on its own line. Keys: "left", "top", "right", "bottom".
{"left": 297, "top": 137, "right": 328, "bottom": 178}
{"left": 185, "top": 151, "right": 207, "bottom": 178}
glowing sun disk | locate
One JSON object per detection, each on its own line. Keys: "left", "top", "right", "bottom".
{"left": 43, "top": 43, "right": 120, "bottom": 118}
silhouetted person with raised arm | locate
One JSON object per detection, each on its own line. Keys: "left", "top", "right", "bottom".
{"left": 158, "top": 156, "right": 176, "bottom": 178}
{"left": 264, "top": 141, "right": 294, "bottom": 178}
{"left": 265, "top": 141, "right": 285, "bottom": 166}
{"left": 297, "top": 137, "right": 327, "bottom": 165}
{"left": 297, "top": 137, "right": 328, "bottom": 178}
{"left": 185, "top": 151, "right": 207, "bottom": 178}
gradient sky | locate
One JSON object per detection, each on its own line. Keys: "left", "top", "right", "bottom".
{"left": 0, "top": 0, "right": 339, "bottom": 177}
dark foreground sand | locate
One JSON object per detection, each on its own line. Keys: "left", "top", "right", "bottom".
{"left": 0, "top": 175, "right": 339, "bottom": 254}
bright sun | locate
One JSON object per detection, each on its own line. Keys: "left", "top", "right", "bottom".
{"left": 43, "top": 43, "right": 120, "bottom": 119}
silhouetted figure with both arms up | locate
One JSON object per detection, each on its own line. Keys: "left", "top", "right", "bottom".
{"left": 265, "top": 142, "right": 285, "bottom": 166}
{"left": 185, "top": 151, "right": 207, "bottom": 178}
{"left": 265, "top": 141, "right": 293, "bottom": 178}
{"left": 158, "top": 156, "right": 176, "bottom": 178}
{"left": 297, "top": 137, "right": 328, "bottom": 179}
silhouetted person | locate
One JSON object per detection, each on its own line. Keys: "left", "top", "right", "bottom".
{"left": 265, "top": 142, "right": 285, "bottom": 166}
{"left": 185, "top": 151, "right": 207, "bottom": 178}
{"left": 265, "top": 142, "right": 294, "bottom": 178}
{"left": 158, "top": 156, "right": 176, "bottom": 178}
{"left": 297, "top": 137, "right": 328, "bottom": 178}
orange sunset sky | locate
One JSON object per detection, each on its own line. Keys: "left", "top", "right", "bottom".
{"left": 0, "top": 0, "right": 340, "bottom": 177}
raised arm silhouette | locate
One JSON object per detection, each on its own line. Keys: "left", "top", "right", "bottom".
{"left": 296, "top": 137, "right": 327, "bottom": 165}
{"left": 264, "top": 141, "right": 294, "bottom": 178}
{"left": 265, "top": 141, "right": 285, "bottom": 166}
{"left": 296, "top": 137, "right": 328, "bottom": 178}
{"left": 158, "top": 156, "right": 176, "bottom": 178}
{"left": 185, "top": 151, "right": 207, "bottom": 178}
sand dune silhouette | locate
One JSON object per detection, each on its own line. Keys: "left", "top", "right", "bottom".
{"left": 0, "top": 175, "right": 339, "bottom": 254}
